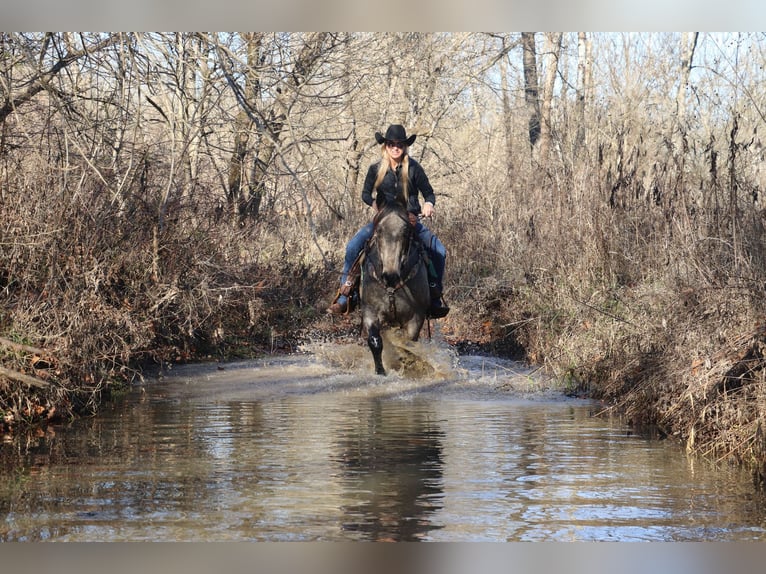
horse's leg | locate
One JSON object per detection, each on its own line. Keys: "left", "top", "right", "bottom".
{"left": 405, "top": 315, "right": 426, "bottom": 342}
{"left": 367, "top": 323, "right": 386, "bottom": 375}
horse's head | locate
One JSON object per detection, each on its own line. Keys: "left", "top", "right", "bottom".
{"left": 373, "top": 201, "right": 412, "bottom": 289}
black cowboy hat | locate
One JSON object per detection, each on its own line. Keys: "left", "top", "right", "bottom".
{"left": 375, "top": 124, "right": 417, "bottom": 146}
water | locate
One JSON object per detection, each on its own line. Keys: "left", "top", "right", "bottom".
{"left": 2, "top": 336, "right": 765, "bottom": 541}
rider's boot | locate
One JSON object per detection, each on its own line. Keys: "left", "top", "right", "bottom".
{"left": 327, "top": 290, "right": 358, "bottom": 315}
{"left": 428, "top": 283, "right": 450, "bottom": 319}
{"left": 327, "top": 295, "right": 349, "bottom": 315}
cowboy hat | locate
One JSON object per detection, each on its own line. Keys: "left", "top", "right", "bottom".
{"left": 374, "top": 124, "right": 417, "bottom": 146}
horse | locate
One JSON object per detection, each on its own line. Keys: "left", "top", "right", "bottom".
{"left": 360, "top": 199, "right": 431, "bottom": 375}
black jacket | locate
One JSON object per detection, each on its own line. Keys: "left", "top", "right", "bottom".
{"left": 361, "top": 157, "right": 436, "bottom": 215}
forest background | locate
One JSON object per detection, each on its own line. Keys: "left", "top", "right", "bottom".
{"left": 3, "top": 32, "right": 766, "bottom": 484}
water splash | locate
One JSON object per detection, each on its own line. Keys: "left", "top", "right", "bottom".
{"left": 301, "top": 325, "right": 459, "bottom": 381}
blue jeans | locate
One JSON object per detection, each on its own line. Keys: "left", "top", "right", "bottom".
{"left": 336, "top": 221, "right": 446, "bottom": 304}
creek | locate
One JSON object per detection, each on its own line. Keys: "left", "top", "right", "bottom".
{"left": 2, "top": 333, "right": 765, "bottom": 541}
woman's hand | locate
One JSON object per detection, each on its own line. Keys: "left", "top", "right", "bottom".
{"left": 422, "top": 201, "right": 435, "bottom": 218}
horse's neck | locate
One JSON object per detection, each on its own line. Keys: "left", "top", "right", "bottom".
{"left": 375, "top": 211, "right": 409, "bottom": 247}
{"left": 370, "top": 208, "right": 419, "bottom": 274}
{"left": 377, "top": 203, "right": 410, "bottom": 231}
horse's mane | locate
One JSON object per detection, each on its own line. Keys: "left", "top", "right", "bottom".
{"left": 373, "top": 198, "right": 409, "bottom": 228}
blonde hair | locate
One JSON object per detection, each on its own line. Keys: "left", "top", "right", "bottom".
{"left": 374, "top": 143, "right": 410, "bottom": 203}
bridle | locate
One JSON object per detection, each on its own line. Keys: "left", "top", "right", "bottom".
{"left": 365, "top": 205, "right": 423, "bottom": 316}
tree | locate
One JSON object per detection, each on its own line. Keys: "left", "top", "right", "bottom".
{"left": 675, "top": 32, "right": 699, "bottom": 222}
{"left": 521, "top": 32, "right": 540, "bottom": 149}
{"left": 0, "top": 33, "right": 121, "bottom": 126}
{"left": 226, "top": 32, "right": 263, "bottom": 221}
{"left": 537, "top": 32, "right": 563, "bottom": 165}
{"left": 219, "top": 33, "right": 336, "bottom": 221}
{"left": 574, "top": 32, "right": 593, "bottom": 157}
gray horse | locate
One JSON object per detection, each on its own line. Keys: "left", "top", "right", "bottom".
{"left": 360, "top": 200, "right": 431, "bottom": 375}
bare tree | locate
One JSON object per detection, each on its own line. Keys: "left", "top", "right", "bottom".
{"left": 219, "top": 33, "right": 336, "bottom": 221}
{"left": 538, "top": 32, "right": 563, "bottom": 165}
{"left": 674, "top": 32, "right": 699, "bottom": 224}
{"left": 521, "top": 32, "right": 541, "bottom": 149}
{"left": 226, "top": 32, "right": 263, "bottom": 221}
{"left": 574, "top": 32, "right": 593, "bottom": 156}
{"left": 0, "top": 33, "right": 121, "bottom": 126}
{"left": 499, "top": 46, "right": 515, "bottom": 182}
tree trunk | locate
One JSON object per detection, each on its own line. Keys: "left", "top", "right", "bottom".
{"left": 499, "top": 50, "right": 514, "bottom": 183}
{"left": 521, "top": 32, "right": 541, "bottom": 149}
{"left": 574, "top": 32, "right": 592, "bottom": 156}
{"left": 729, "top": 112, "right": 740, "bottom": 271}
{"left": 227, "top": 32, "right": 262, "bottom": 221}
{"left": 342, "top": 33, "right": 364, "bottom": 219}
{"left": 674, "top": 32, "right": 698, "bottom": 228}
{"left": 245, "top": 33, "right": 329, "bottom": 220}
{"left": 537, "top": 32, "right": 562, "bottom": 165}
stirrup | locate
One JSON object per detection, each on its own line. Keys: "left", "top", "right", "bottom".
{"left": 327, "top": 291, "right": 358, "bottom": 315}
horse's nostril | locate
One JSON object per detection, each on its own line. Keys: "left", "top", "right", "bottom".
{"left": 382, "top": 272, "right": 400, "bottom": 288}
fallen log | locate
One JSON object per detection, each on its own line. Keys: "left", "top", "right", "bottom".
{"left": 0, "top": 336, "right": 48, "bottom": 356}
{"left": 0, "top": 366, "right": 51, "bottom": 389}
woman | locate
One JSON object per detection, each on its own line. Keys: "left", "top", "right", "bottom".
{"left": 328, "top": 124, "right": 449, "bottom": 318}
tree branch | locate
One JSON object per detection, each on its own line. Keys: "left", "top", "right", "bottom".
{"left": 0, "top": 33, "right": 122, "bottom": 124}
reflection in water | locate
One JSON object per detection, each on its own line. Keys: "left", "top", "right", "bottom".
{"left": 335, "top": 399, "right": 444, "bottom": 541}
{"left": 1, "top": 353, "right": 766, "bottom": 541}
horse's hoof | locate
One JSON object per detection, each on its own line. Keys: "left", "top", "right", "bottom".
{"left": 376, "top": 367, "right": 386, "bottom": 376}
